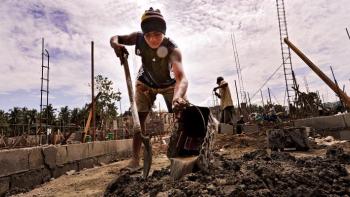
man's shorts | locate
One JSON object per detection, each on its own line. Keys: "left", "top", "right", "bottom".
{"left": 135, "top": 80, "right": 175, "bottom": 113}
{"left": 220, "top": 106, "right": 234, "bottom": 124}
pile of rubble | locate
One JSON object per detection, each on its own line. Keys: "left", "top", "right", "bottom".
{"left": 105, "top": 146, "right": 350, "bottom": 196}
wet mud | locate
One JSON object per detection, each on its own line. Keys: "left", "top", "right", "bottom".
{"left": 105, "top": 146, "right": 350, "bottom": 197}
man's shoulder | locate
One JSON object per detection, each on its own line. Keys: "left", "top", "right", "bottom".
{"left": 220, "top": 80, "right": 228, "bottom": 86}
{"left": 165, "top": 37, "right": 178, "bottom": 48}
{"left": 133, "top": 31, "right": 143, "bottom": 39}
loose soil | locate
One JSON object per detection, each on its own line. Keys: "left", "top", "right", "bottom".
{"left": 14, "top": 132, "right": 350, "bottom": 197}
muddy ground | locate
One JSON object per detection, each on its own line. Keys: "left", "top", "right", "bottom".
{"left": 105, "top": 132, "right": 350, "bottom": 197}
{"left": 14, "top": 132, "right": 350, "bottom": 197}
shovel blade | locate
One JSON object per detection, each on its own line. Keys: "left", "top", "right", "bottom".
{"left": 170, "top": 156, "right": 199, "bottom": 180}
{"left": 142, "top": 136, "right": 152, "bottom": 178}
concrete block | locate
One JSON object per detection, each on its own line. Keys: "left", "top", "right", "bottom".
{"left": 219, "top": 123, "right": 234, "bottom": 134}
{"left": 294, "top": 115, "right": 346, "bottom": 130}
{"left": 243, "top": 124, "right": 259, "bottom": 133}
{"left": 314, "top": 115, "right": 346, "bottom": 129}
{"left": 115, "top": 139, "right": 133, "bottom": 157}
{"left": 56, "top": 145, "right": 68, "bottom": 166}
{"left": 42, "top": 167, "right": 51, "bottom": 183}
{"left": 97, "top": 154, "right": 115, "bottom": 164}
{"left": 339, "top": 130, "right": 350, "bottom": 140}
{"left": 343, "top": 113, "right": 350, "bottom": 128}
{"left": 42, "top": 145, "right": 58, "bottom": 169}
{"left": 294, "top": 118, "right": 312, "bottom": 128}
{"left": 0, "top": 177, "right": 10, "bottom": 196}
{"left": 78, "top": 158, "right": 95, "bottom": 170}
{"left": 106, "top": 140, "right": 118, "bottom": 154}
{"left": 28, "top": 147, "right": 44, "bottom": 170}
{"left": 88, "top": 141, "right": 106, "bottom": 157}
{"left": 0, "top": 149, "right": 29, "bottom": 177}
{"left": 10, "top": 169, "right": 42, "bottom": 191}
{"left": 52, "top": 162, "right": 78, "bottom": 178}
{"left": 67, "top": 143, "right": 89, "bottom": 162}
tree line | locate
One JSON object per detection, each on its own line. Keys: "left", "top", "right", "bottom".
{"left": 0, "top": 75, "right": 121, "bottom": 136}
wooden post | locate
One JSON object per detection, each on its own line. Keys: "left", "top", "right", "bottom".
{"left": 284, "top": 38, "right": 350, "bottom": 107}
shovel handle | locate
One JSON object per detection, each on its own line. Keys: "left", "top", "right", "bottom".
{"left": 113, "top": 47, "right": 129, "bottom": 66}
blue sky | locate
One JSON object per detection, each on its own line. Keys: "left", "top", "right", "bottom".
{"left": 0, "top": 0, "right": 350, "bottom": 112}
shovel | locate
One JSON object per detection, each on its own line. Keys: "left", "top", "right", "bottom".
{"left": 115, "top": 47, "right": 152, "bottom": 178}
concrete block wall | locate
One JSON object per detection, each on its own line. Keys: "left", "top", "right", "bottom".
{"left": 219, "top": 123, "right": 259, "bottom": 134}
{"left": 293, "top": 113, "right": 350, "bottom": 139}
{"left": 293, "top": 114, "right": 350, "bottom": 130}
{"left": 0, "top": 139, "right": 132, "bottom": 196}
{"left": 343, "top": 113, "right": 350, "bottom": 128}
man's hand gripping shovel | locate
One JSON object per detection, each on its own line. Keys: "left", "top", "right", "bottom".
{"left": 114, "top": 47, "right": 152, "bottom": 179}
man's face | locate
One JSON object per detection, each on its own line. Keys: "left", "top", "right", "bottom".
{"left": 144, "top": 31, "right": 164, "bottom": 49}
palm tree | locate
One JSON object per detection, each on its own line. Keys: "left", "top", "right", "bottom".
{"left": 9, "top": 107, "right": 21, "bottom": 136}
{"left": 58, "top": 106, "right": 70, "bottom": 132}
{"left": 42, "top": 104, "right": 56, "bottom": 126}
{"left": 70, "top": 108, "right": 79, "bottom": 125}
{"left": 0, "top": 110, "right": 9, "bottom": 136}
{"left": 27, "top": 109, "right": 37, "bottom": 134}
{"left": 0, "top": 110, "right": 8, "bottom": 125}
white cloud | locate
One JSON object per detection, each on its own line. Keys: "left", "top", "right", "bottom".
{"left": 0, "top": 0, "right": 350, "bottom": 111}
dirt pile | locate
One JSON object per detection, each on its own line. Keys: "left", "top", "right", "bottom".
{"left": 105, "top": 146, "right": 350, "bottom": 197}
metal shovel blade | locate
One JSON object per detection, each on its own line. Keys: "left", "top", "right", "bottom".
{"left": 142, "top": 135, "right": 152, "bottom": 178}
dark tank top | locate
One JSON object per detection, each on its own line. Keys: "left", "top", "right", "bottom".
{"left": 135, "top": 32, "right": 177, "bottom": 88}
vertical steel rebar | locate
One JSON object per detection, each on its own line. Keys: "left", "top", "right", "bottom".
{"left": 268, "top": 87, "right": 272, "bottom": 104}
{"left": 39, "top": 38, "right": 50, "bottom": 144}
{"left": 39, "top": 38, "right": 44, "bottom": 133}
{"left": 276, "top": 0, "right": 295, "bottom": 107}
{"left": 91, "top": 41, "right": 95, "bottom": 141}
{"left": 234, "top": 80, "right": 240, "bottom": 112}
{"left": 330, "top": 66, "right": 344, "bottom": 108}
{"left": 247, "top": 92, "right": 252, "bottom": 113}
{"left": 231, "top": 33, "right": 246, "bottom": 103}
{"left": 260, "top": 89, "right": 265, "bottom": 108}
{"left": 45, "top": 49, "right": 49, "bottom": 130}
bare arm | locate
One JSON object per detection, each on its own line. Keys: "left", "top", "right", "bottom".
{"left": 170, "top": 48, "right": 188, "bottom": 106}
{"left": 110, "top": 32, "right": 138, "bottom": 48}
{"left": 213, "top": 81, "right": 227, "bottom": 98}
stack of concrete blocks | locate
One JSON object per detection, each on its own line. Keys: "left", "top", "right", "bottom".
{"left": 219, "top": 123, "right": 234, "bottom": 134}
{"left": 243, "top": 124, "right": 259, "bottom": 133}
{"left": 0, "top": 139, "right": 132, "bottom": 196}
{"left": 293, "top": 113, "right": 350, "bottom": 140}
{"left": 219, "top": 123, "right": 259, "bottom": 134}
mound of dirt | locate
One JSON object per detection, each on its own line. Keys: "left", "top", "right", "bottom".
{"left": 105, "top": 146, "right": 350, "bottom": 197}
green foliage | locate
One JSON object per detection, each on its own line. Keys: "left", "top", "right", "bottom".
{"left": 0, "top": 110, "right": 9, "bottom": 127}
{"left": 42, "top": 104, "right": 56, "bottom": 125}
{"left": 249, "top": 104, "right": 264, "bottom": 113}
{"left": 1, "top": 75, "right": 121, "bottom": 134}
{"left": 70, "top": 108, "right": 79, "bottom": 125}
{"left": 8, "top": 107, "right": 21, "bottom": 125}
{"left": 95, "top": 75, "right": 120, "bottom": 129}
{"left": 58, "top": 106, "right": 70, "bottom": 125}
{"left": 27, "top": 109, "right": 37, "bottom": 125}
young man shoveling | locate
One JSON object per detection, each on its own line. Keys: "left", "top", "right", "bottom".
{"left": 110, "top": 7, "right": 188, "bottom": 170}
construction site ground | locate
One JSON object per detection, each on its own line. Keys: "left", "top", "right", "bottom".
{"left": 13, "top": 131, "right": 350, "bottom": 197}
